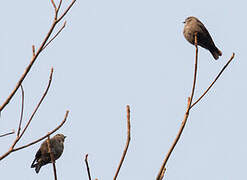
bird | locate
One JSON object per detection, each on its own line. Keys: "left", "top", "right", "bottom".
{"left": 183, "top": 16, "right": 222, "bottom": 60}
{"left": 31, "top": 134, "right": 66, "bottom": 173}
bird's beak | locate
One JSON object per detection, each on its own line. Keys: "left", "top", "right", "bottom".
{"left": 64, "top": 136, "right": 67, "bottom": 139}
{"left": 183, "top": 21, "right": 185, "bottom": 24}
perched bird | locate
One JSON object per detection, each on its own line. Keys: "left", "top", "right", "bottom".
{"left": 183, "top": 16, "right": 222, "bottom": 60}
{"left": 31, "top": 134, "right": 66, "bottom": 173}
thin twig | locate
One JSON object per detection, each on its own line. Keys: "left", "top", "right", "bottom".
{"left": 43, "top": 21, "right": 67, "bottom": 51}
{"left": 0, "top": 0, "right": 76, "bottom": 113}
{"left": 17, "top": 85, "right": 25, "bottom": 137}
{"left": 57, "top": 0, "right": 63, "bottom": 13}
{"left": 32, "top": 45, "right": 35, "bottom": 57}
{"left": 0, "top": 130, "right": 15, "bottom": 138}
{"left": 85, "top": 154, "right": 92, "bottom": 180}
{"left": 156, "top": 98, "right": 192, "bottom": 180}
{"left": 16, "top": 68, "right": 53, "bottom": 143}
{"left": 156, "top": 33, "right": 199, "bottom": 180}
{"left": 47, "top": 135, "right": 57, "bottom": 180}
{"left": 57, "top": 0, "right": 76, "bottom": 23}
{"left": 188, "top": 32, "right": 198, "bottom": 108}
{"left": 190, "top": 53, "right": 235, "bottom": 108}
{"left": 0, "top": 69, "right": 54, "bottom": 160}
{"left": 113, "top": 105, "right": 131, "bottom": 180}
{"left": 51, "top": 0, "right": 57, "bottom": 12}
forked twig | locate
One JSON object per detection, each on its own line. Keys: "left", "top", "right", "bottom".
{"left": 113, "top": 105, "right": 131, "bottom": 180}
{"left": 0, "top": 69, "right": 60, "bottom": 160}
{"left": 156, "top": 34, "right": 199, "bottom": 180}
{"left": 43, "top": 21, "right": 67, "bottom": 50}
{"left": 17, "top": 68, "right": 53, "bottom": 142}
{"left": 0, "top": 0, "right": 76, "bottom": 113}
{"left": 57, "top": 0, "right": 76, "bottom": 22}
{"left": 47, "top": 135, "right": 57, "bottom": 180}
{"left": 85, "top": 154, "right": 92, "bottom": 180}
{"left": 156, "top": 32, "right": 235, "bottom": 180}
{"left": 190, "top": 53, "right": 235, "bottom": 108}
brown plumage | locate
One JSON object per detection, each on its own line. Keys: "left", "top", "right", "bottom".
{"left": 31, "top": 134, "right": 66, "bottom": 173}
{"left": 183, "top": 16, "right": 222, "bottom": 60}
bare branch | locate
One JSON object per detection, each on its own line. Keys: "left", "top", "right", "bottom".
{"left": 47, "top": 135, "right": 57, "bottom": 180}
{"left": 0, "top": 130, "right": 15, "bottom": 138}
{"left": 0, "top": 0, "right": 76, "bottom": 113}
{"left": 113, "top": 105, "right": 131, "bottom": 180}
{"left": 0, "top": 69, "right": 54, "bottom": 160}
{"left": 57, "top": 0, "right": 76, "bottom": 23}
{"left": 51, "top": 0, "right": 57, "bottom": 12}
{"left": 43, "top": 21, "right": 67, "bottom": 51}
{"left": 85, "top": 154, "right": 92, "bottom": 180}
{"left": 17, "top": 85, "right": 25, "bottom": 137}
{"left": 160, "top": 168, "right": 166, "bottom": 180}
{"left": 156, "top": 33, "right": 198, "bottom": 180}
{"left": 190, "top": 53, "right": 235, "bottom": 108}
{"left": 188, "top": 32, "right": 198, "bottom": 108}
{"left": 57, "top": 0, "right": 63, "bottom": 13}
{"left": 16, "top": 68, "right": 53, "bottom": 144}
{"left": 156, "top": 98, "right": 191, "bottom": 180}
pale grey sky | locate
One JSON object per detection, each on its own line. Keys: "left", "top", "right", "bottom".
{"left": 0, "top": 0, "right": 246, "bottom": 179}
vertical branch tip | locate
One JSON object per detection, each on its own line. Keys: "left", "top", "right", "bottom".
{"left": 47, "top": 134, "right": 57, "bottom": 180}
{"left": 85, "top": 154, "right": 92, "bottom": 180}
{"left": 113, "top": 105, "right": 131, "bottom": 180}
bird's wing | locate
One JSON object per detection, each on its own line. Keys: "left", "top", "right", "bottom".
{"left": 198, "top": 22, "right": 215, "bottom": 45}
{"left": 31, "top": 149, "right": 41, "bottom": 168}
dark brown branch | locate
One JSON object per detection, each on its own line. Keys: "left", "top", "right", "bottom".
{"left": 17, "top": 85, "right": 25, "bottom": 137}
{"left": 85, "top": 154, "right": 92, "bottom": 180}
{"left": 160, "top": 168, "right": 166, "bottom": 180}
{"left": 0, "top": 0, "right": 76, "bottom": 113}
{"left": 156, "top": 33, "right": 199, "bottom": 180}
{"left": 0, "top": 130, "right": 15, "bottom": 138}
{"left": 190, "top": 53, "right": 235, "bottom": 108}
{"left": 47, "top": 135, "right": 57, "bottom": 180}
{"left": 113, "top": 105, "right": 131, "bottom": 180}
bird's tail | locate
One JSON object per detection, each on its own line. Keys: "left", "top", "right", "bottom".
{"left": 31, "top": 160, "right": 42, "bottom": 174}
{"left": 210, "top": 46, "right": 222, "bottom": 60}
{"left": 35, "top": 164, "right": 42, "bottom": 174}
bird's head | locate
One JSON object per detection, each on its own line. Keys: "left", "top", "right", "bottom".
{"left": 54, "top": 134, "right": 66, "bottom": 142}
{"left": 183, "top": 16, "right": 197, "bottom": 24}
